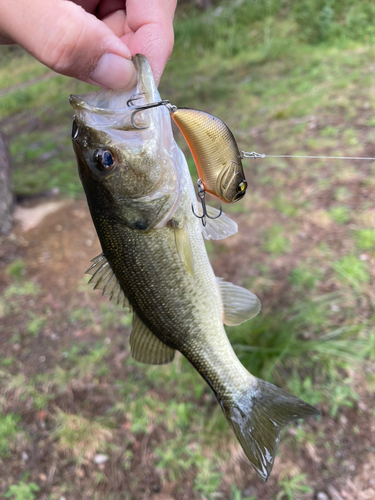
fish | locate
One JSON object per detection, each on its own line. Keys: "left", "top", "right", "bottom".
{"left": 69, "top": 54, "right": 319, "bottom": 482}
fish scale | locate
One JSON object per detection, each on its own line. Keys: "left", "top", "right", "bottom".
{"left": 70, "top": 53, "right": 319, "bottom": 482}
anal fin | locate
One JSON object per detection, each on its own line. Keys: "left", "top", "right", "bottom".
{"left": 217, "top": 278, "right": 261, "bottom": 325}
{"left": 130, "top": 313, "right": 175, "bottom": 365}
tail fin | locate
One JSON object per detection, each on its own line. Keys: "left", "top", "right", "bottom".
{"left": 222, "top": 379, "right": 319, "bottom": 482}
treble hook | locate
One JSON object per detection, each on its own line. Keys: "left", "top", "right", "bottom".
{"left": 126, "top": 92, "right": 146, "bottom": 107}
{"left": 192, "top": 179, "right": 222, "bottom": 227}
{"left": 127, "top": 94, "right": 178, "bottom": 129}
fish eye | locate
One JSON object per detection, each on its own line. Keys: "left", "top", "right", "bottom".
{"left": 236, "top": 180, "right": 248, "bottom": 194}
{"left": 72, "top": 119, "right": 79, "bottom": 140}
{"left": 94, "top": 148, "right": 116, "bottom": 171}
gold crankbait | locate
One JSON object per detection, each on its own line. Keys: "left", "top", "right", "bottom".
{"left": 128, "top": 97, "right": 248, "bottom": 208}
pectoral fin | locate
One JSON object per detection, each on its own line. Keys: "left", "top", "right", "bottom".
{"left": 217, "top": 278, "right": 261, "bottom": 325}
{"left": 86, "top": 253, "right": 130, "bottom": 309}
{"left": 173, "top": 224, "right": 195, "bottom": 277}
{"left": 130, "top": 313, "right": 175, "bottom": 365}
{"left": 197, "top": 204, "right": 238, "bottom": 240}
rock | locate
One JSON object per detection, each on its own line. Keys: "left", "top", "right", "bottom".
{"left": 13, "top": 201, "right": 68, "bottom": 232}
{"left": 94, "top": 454, "right": 109, "bottom": 465}
{"left": 316, "top": 492, "right": 329, "bottom": 500}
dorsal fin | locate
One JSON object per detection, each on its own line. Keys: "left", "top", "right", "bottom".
{"left": 85, "top": 253, "right": 131, "bottom": 309}
{"left": 130, "top": 313, "right": 175, "bottom": 365}
{"left": 197, "top": 204, "right": 238, "bottom": 240}
{"left": 217, "top": 278, "right": 261, "bottom": 325}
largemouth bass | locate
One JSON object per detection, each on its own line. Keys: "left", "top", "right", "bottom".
{"left": 70, "top": 54, "right": 319, "bottom": 482}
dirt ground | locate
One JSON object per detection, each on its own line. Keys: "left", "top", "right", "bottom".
{"left": 0, "top": 195, "right": 374, "bottom": 500}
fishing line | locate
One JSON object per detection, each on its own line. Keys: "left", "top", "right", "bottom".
{"left": 242, "top": 151, "right": 375, "bottom": 161}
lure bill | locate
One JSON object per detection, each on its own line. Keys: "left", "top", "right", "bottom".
{"left": 70, "top": 54, "right": 319, "bottom": 482}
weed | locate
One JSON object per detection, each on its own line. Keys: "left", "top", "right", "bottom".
{"left": 289, "top": 265, "right": 321, "bottom": 292}
{"left": 328, "top": 380, "right": 359, "bottom": 417}
{"left": 261, "top": 224, "right": 290, "bottom": 255}
{"left": 1, "top": 356, "right": 14, "bottom": 367}
{"left": 334, "top": 186, "right": 351, "bottom": 202}
{"left": 69, "top": 307, "right": 95, "bottom": 326}
{"left": 329, "top": 206, "right": 351, "bottom": 225}
{"left": 155, "top": 435, "right": 197, "bottom": 482}
{"left": 273, "top": 194, "right": 300, "bottom": 217}
{"left": 4, "top": 281, "right": 40, "bottom": 298}
{"left": 4, "top": 481, "right": 40, "bottom": 500}
{"left": 52, "top": 409, "right": 113, "bottom": 464}
{"left": 194, "top": 457, "right": 222, "bottom": 499}
{"left": 100, "top": 302, "right": 132, "bottom": 329}
{"left": 229, "top": 294, "right": 368, "bottom": 410}
{"left": 5, "top": 259, "right": 25, "bottom": 280}
{"left": 230, "top": 485, "right": 257, "bottom": 500}
{"left": 293, "top": 0, "right": 375, "bottom": 44}
{"left": 354, "top": 228, "right": 375, "bottom": 251}
{"left": 26, "top": 313, "right": 46, "bottom": 336}
{"left": 40, "top": 365, "right": 75, "bottom": 396}
{"left": 276, "top": 472, "right": 313, "bottom": 500}
{"left": 62, "top": 342, "right": 110, "bottom": 379}
{"left": 333, "top": 254, "right": 370, "bottom": 290}
{"left": 0, "top": 414, "right": 22, "bottom": 457}
{"left": 4, "top": 374, "right": 49, "bottom": 410}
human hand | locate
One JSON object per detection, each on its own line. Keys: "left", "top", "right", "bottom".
{"left": 0, "top": 0, "right": 176, "bottom": 90}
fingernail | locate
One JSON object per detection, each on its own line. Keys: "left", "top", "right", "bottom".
{"left": 91, "top": 53, "right": 137, "bottom": 90}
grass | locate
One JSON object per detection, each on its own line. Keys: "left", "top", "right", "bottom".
{"left": 0, "top": 413, "right": 22, "bottom": 457}
{"left": 354, "top": 228, "right": 375, "bottom": 251}
{"left": 1, "top": 0, "right": 375, "bottom": 498}
{"left": 333, "top": 254, "right": 370, "bottom": 290}
{"left": 52, "top": 410, "right": 113, "bottom": 464}
{"left": 4, "top": 481, "right": 40, "bottom": 500}
{"left": 261, "top": 224, "right": 291, "bottom": 255}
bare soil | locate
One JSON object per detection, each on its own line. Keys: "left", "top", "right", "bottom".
{"left": 0, "top": 197, "right": 374, "bottom": 500}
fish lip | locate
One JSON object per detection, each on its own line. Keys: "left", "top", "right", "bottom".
{"left": 132, "top": 54, "right": 159, "bottom": 104}
{"left": 69, "top": 94, "right": 129, "bottom": 115}
{"left": 69, "top": 54, "right": 160, "bottom": 131}
{"left": 69, "top": 54, "right": 157, "bottom": 115}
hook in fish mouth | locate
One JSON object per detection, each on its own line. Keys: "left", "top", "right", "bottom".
{"left": 127, "top": 94, "right": 178, "bottom": 129}
{"left": 191, "top": 179, "right": 222, "bottom": 227}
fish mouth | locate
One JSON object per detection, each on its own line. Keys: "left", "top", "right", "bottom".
{"left": 69, "top": 54, "right": 159, "bottom": 130}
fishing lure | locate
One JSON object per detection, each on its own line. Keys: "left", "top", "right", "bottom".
{"left": 127, "top": 95, "right": 247, "bottom": 224}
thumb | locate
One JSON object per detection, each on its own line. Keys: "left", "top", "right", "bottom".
{"left": 0, "top": 0, "right": 137, "bottom": 90}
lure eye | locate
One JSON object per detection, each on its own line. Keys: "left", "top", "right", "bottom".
{"left": 236, "top": 180, "right": 248, "bottom": 194}
{"left": 72, "top": 119, "right": 79, "bottom": 140}
{"left": 94, "top": 148, "right": 116, "bottom": 171}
